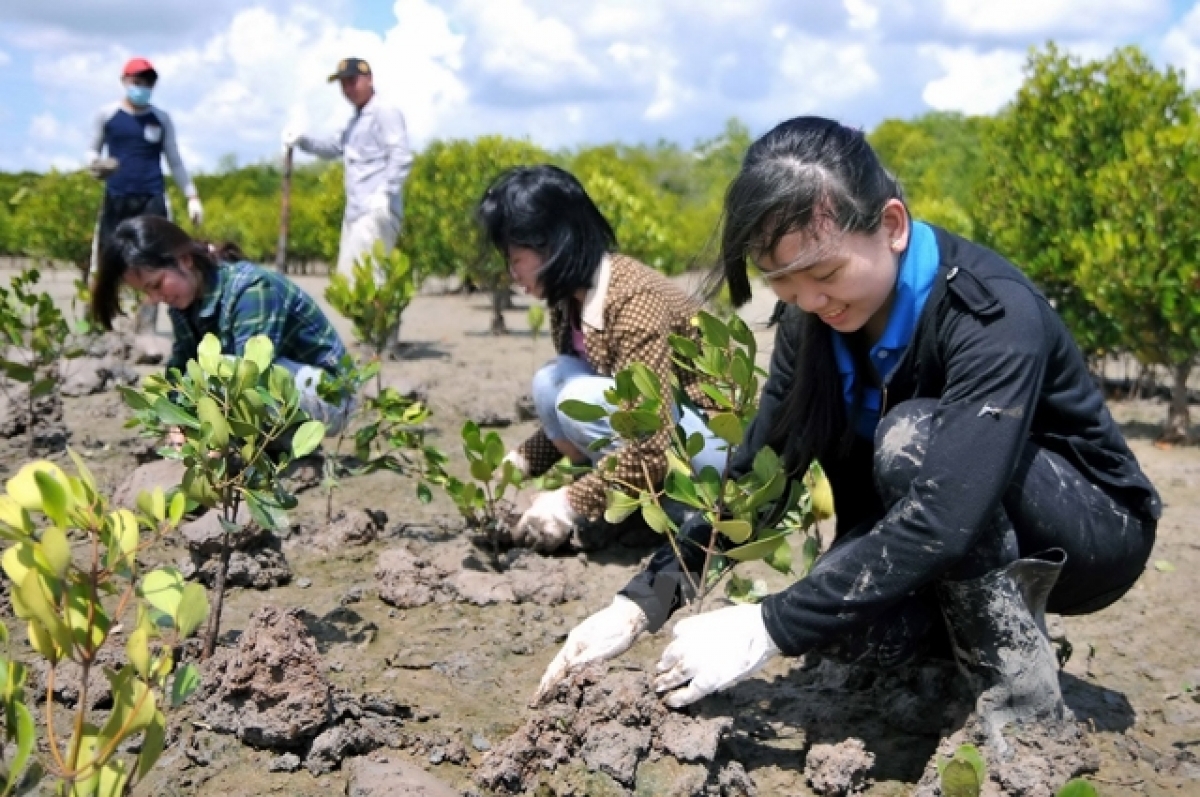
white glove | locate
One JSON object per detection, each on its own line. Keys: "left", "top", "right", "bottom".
{"left": 654, "top": 603, "right": 780, "bottom": 708}
{"left": 187, "top": 196, "right": 204, "bottom": 226}
{"left": 533, "top": 595, "right": 648, "bottom": 705}
{"left": 281, "top": 128, "right": 302, "bottom": 149}
{"left": 513, "top": 487, "right": 578, "bottom": 552}
{"left": 502, "top": 450, "right": 529, "bottom": 478}
{"left": 367, "top": 192, "right": 396, "bottom": 217}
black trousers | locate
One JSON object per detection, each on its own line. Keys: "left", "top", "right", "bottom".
{"left": 99, "top": 191, "right": 168, "bottom": 242}
{"left": 816, "top": 399, "right": 1156, "bottom": 666}
{"left": 99, "top": 192, "right": 169, "bottom": 332}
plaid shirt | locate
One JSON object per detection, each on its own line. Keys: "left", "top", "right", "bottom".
{"left": 518, "top": 254, "right": 719, "bottom": 520}
{"left": 166, "top": 261, "right": 346, "bottom": 375}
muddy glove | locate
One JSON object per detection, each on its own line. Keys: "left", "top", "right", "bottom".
{"left": 501, "top": 450, "right": 529, "bottom": 479}
{"left": 513, "top": 487, "right": 578, "bottom": 552}
{"left": 533, "top": 595, "right": 648, "bottom": 705}
{"left": 653, "top": 603, "right": 779, "bottom": 708}
{"left": 187, "top": 196, "right": 204, "bottom": 227}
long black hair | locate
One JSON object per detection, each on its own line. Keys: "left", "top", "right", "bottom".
{"left": 717, "top": 116, "right": 905, "bottom": 475}
{"left": 91, "top": 215, "right": 242, "bottom": 328}
{"left": 476, "top": 165, "right": 616, "bottom": 305}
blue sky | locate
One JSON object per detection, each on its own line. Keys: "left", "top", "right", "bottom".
{"left": 3, "top": 0, "right": 1200, "bottom": 174}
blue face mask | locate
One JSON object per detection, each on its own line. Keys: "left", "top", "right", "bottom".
{"left": 126, "top": 85, "right": 153, "bottom": 106}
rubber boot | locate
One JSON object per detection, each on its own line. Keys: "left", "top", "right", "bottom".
{"left": 937, "top": 548, "right": 1069, "bottom": 751}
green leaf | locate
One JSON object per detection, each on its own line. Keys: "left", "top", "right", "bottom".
{"left": 800, "top": 534, "right": 820, "bottom": 577}
{"left": 168, "top": 490, "right": 187, "bottom": 524}
{"left": 30, "top": 377, "right": 56, "bottom": 398}
{"left": 713, "top": 519, "right": 753, "bottom": 544}
{"left": 151, "top": 397, "right": 200, "bottom": 430}
{"left": 33, "top": 470, "right": 69, "bottom": 528}
{"left": 17, "top": 571, "right": 73, "bottom": 656}
{"left": 725, "top": 531, "right": 790, "bottom": 562}
{"left": 641, "top": 502, "right": 675, "bottom": 534}
{"left": 171, "top": 663, "right": 201, "bottom": 707}
{"left": 1154, "top": 559, "right": 1175, "bottom": 572}
{"left": 1055, "top": 779, "right": 1099, "bottom": 797}
{"left": 291, "top": 420, "right": 326, "bottom": 458}
{"left": 39, "top": 525, "right": 71, "bottom": 578}
{"left": 175, "top": 583, "right": 209, "bottom": 638}
{"left": 242, "top": 335, "right": 275, "bottom": 371}
{"left": 604, "top": 491, "right": 641, "bottom": 524}
{"left": 98, "top": 668, "right": 157, "bottom": 752}
{"left": 693, "top": 311, "right": 730, "bottom": 348}
{"left": 699, "top": 383, "right": 735, "bottom": 410}
{"left": 765, "top": 536, "right": 792, "bottom": 574}
{"left": 137, "top": 711, "right": 167, "bottom": 780}
{"left": 139, "top": 568, "right": 185, "bottom": 622}
{"left": 630, "top": 363, "right": 663, "bottom": 402}
{"left": 663, "top": 471, "right": 704, "bottom": 509}
{"left": 196, "top": 396, "right": 230, "bottom": 449}
{"left": 708, "top": 412, "right": 743, "bottom": 446}
{"left": 939, "top": 758, "right": 982, "bottom": 797}
{"left": 197, "top": 334, "right": 223, "bottom": 375}
{"left": 416, "top": 482, "right": 433, "bottom": 504}
{"left": 557, "top": 399, "right": 608, "bottom": 422}
{"left": 126, "top": 627, "right": 151, "bottom": 678}
{"left": 9, "top": 701, "right": 35, "bottom": 788}
{"left": 669, "top": 334, "right": 700, "bottom": 360}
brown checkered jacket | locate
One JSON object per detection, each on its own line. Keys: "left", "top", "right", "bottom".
{"left": 517, "top": 254, "right": 719, "bottom": 519}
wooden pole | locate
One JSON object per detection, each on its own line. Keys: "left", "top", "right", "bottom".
{"left": 275, "top": 145, "right": 294, "bottom": 272}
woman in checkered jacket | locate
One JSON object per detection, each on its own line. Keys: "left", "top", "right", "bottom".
{"left": 477, "top": 165, "right": 726, "bottom": 553}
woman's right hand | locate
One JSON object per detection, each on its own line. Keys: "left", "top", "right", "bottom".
{"left": 532, "top": 595, "right": 649, "bottom": 706}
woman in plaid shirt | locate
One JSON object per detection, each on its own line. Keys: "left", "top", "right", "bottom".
{"left": 91, "top": 216, "right": 352, "bottom": 433}
{"left": 477, "top": 165, "right": 727, "bottom": 553}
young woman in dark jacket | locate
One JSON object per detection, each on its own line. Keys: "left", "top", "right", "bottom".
{"left": 534, "top": 117, "right": 1160, "bottom": 736}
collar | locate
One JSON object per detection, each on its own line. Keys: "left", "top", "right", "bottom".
{"left": 195, "top": 263, "right": 231, "bottom": 319}
{"left": 831, "top": 220, "right": 940, "bottom": 377}
{"left": 580, "top": 254, "right": 613, "bottom": 331}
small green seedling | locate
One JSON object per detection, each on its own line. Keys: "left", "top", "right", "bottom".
{"left": 937, "top": 743, "right": 987, "bottom": 797}
{"left": 437, "top": 422, "right": 525, "bottom": 552}
{"left": 0, "top": 457, "right": 206, "bottom": 795}
{"left": 326, "top": 242, "right": 416, "bottom": 380}
{"left": 0, "top": 267, "right": 81, "bottom": 454}
{"left": 558, "top": 310, "right": 825, "bottom": 603}
{"left": 527, "top": 303, "right": 546, "bottom": 370}
{"left": 120, "top": 334, "right": 323, "bottom": 658}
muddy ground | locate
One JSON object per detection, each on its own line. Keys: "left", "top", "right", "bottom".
{"left": 1, "top": 267, "right": 1198, "bottom": 796}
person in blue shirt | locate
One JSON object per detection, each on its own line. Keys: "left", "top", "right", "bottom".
{"left": 536, "top": 117, "right": 1159, "bottom": 763}
{"left": 88, "top": 57, "right": 203, "bottom": 332}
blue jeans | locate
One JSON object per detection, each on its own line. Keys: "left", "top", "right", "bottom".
{"left": 531, "top": 355, "right": 727, "bottom": 474}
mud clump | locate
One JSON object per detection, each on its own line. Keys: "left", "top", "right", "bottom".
{"left": 804, "top": 738, "right": 874, "bottom": 796}
{"left": 311, "top": 508, "right": 388, "bottom": 554}
{"left": 0, "top": 382, "right": 68, "bottom": 449}
{"left": 476, "top": 665, "right": 751, "bottom": 796}
{"left": 59, "top": 355, "right": 139, "bottom": 397}
{"left": 111, "top": 459, "right": 187, "bottom": 509}
{"left": 180, "top": 509, "right": 292, "bottom": 590}
{"left": 375, "top": 546, "right": 583, "bottom": 608}
{"left": 913, "top": 715, "right": 1099, "bottom": 797}
{"left": 197, "top": 606, "right": 409, "bottom": 775}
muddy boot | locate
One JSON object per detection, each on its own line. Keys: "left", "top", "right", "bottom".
{"left": 940, "top": 548, "right": 1069, "bottom": 742}
{"left": 914, "top": 549, "right": 1099, "bottom": 796}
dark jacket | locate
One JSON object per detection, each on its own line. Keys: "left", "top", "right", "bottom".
{"left": 622, "top": 227, "right": 1160, "bottom": 655}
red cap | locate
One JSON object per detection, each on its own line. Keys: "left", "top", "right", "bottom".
{"left": 122, "top": 57, "right": 157, "bottom": 77}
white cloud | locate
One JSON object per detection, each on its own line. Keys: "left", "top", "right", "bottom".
{"left": 0, "top": 50, "right": 10, "bottom": 67}
{"left": 844, "top": 0, "right": 880, "bottom": 31}
{"left": 777, "top": 30, "right": 879, "bottom": 109}
{"left": 938, "top": 0, "right": 1169, "bottom": 39}
{"left": 1162, "top": 3, "right": 1200, "bottom": 87}
{"left": 920, "top": 45, "right": 1027, "bottom": 114}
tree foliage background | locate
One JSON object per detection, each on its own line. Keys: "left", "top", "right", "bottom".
{"left": 1, "top": 43, "right": 1197, "bottom": 438}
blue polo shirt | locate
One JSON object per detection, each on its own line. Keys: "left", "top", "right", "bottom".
{"left": 832, "top": 220, "right": 940, "bottom": 440}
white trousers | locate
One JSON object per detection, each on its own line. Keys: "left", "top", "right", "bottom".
{"left": 336, "top": 209, "right": 401, "bottom": 283}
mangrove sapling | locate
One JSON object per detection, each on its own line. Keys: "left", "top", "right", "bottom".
{"left": 324, "top": 242, "right": 416, "bottom": 388}
{"left": 118, "top": 334, "right": 324, "bottom": 659}
{"left": 557, "top": 310, "right": 825, "bottom": 605}
{"left": 0, "top": 267, "right": 82, "bottom": 454}
{"left": 437, "top": 421, "right": 526, "bottom": 558}
{"left": 0, "top": 457, "right": 207, "bottom": 795}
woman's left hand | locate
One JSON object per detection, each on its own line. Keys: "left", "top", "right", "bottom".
{"left": 513, "top": 487, "right": 580, "bottom": 552}
{"left": 654, "top": 603, "right": 780, "bottom": 708}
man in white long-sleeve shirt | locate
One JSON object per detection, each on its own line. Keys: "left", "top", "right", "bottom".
{"left": 88, "top": 56, "right": 202, "bottom": 330}
{"left": 284, "top": 58, "right": 413, "bottom": 280}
